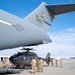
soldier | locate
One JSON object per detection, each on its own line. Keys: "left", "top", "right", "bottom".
{"left": 55, "top": 59, "right": 58, "bottom": 67}
{"left": 38, "top": 58, "right": 44, "bottom": 72}
{"left": 31, "top": 57, "right": 37, "bottom": 74}
{"left": 37, "top": 59, "right": 40, "bottom": 72}
{"left": 60, "top": 59, "right": 63, "bottom": 68}
{"left": 2, "top": 57, "right": 9, "bottom": 68}
{"left": 55, "top": 58, "right": 63, "bottom": 68}
{"left": 50, "top": 58, "right": 54, "bottom": 66}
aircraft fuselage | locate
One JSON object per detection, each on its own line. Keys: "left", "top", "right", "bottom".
{"left": 0, "top": 9, "right": 51, "bottom": 50}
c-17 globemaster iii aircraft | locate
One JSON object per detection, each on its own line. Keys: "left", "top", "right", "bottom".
{"left": 0, "top": 2, "right": 75, "bottom": 50}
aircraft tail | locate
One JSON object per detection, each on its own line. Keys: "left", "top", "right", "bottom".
{"left": 24, "top": 2, "right": 75, "bottom": 32}
{"left": 45, "top": 52, "right": 51, "bottom": 66}
{"left": 24, "top": 2, "right": 54, "bottom": 32}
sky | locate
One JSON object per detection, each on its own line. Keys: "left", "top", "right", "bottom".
{"left": 0, "top": 0, "right": 75, "bottom": 58}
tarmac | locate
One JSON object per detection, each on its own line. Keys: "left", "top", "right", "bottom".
{"left": 0, "top": 59, "right": 75, "bottom": 75}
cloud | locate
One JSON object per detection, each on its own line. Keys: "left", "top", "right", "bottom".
{"left": 34, "top": 27, "right": 75, "bottom": 58}
{"left": 0, "top": 28, "right": 75, "bottom": 58}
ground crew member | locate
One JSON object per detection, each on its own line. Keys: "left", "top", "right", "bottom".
{"left": 37, "top": 59, "right": 40, "bottom": 72}
{"left": 60, "top": 59, "right": 63, "bottom": 67}
{"left": 38, "top": 58, "right": 44, "bottom": 72}
{"left": 50, "top": 58, "right": 54, "bottom": 66}
{"left": 55, "top": 59, "right": 63, "bottom": 68}
{"left": 31, "top": 57, "right": 37, "bottom": 74}
{"left": 2, "top": 57, "right": 9, "bottom": 68}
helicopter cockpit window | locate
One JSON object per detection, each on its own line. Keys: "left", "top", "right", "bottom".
{"left": 23, "top": 57, "right": 26, "bottom": 60}
{"left": 26, "top": 58, "right": 27, "bottom": 60}
{"left": 27, "top": 56, "right": 32, "bottom": 60}
{"left": 30, "top": 58, "right": 32, "bottom": 60}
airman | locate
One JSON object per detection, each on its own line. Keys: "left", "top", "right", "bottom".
{"left": 38, "top": 58, "right": 44, "bottom": 72}
{"left": 2, "top": 57, "right": 9, "bottom": 68}
{"left": 31, "top": 57, "right": 37, "bottom": 74}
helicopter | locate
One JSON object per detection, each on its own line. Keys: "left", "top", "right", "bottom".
{"left": 9, "top": 48, "right": 51, "bottom": 68}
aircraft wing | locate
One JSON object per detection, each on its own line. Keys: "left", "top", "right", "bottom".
{"left": 46, "top": 4, "right": 75, "bottom": 15}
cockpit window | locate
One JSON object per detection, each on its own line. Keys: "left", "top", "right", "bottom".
{"left": 30, "top": 58, "right": 32, "bottom": 60}
{"left": 23, "top": 57, "right": 26, "bottom": 60}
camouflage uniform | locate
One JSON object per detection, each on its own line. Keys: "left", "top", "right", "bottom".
{"left": 2, "top": 57, "right": 8, "bottom": 68}
{"left": 31, "top": 58, "right": 37, "bottom": 73}
{"left": 60, "top": 59, "right": 63, "bottom": 67}
{"left": 38, "top": 59, "right": 44, "bottom": 72}
{"left": 51, "top": 58, "right": 54, "bottom": 66}
{"left": 55, "top": 59, "right": 63, "bottom": 67}
{"left": 37, "top": 59, "right": 40, "bottom": 72}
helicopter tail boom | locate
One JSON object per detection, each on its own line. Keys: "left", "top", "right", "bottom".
{"left": 45, "top": 52, "right": 51, "bottom": 65}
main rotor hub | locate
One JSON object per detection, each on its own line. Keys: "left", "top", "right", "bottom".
{"left": 21, "top": 48, "right": 35, "bottom": 53}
